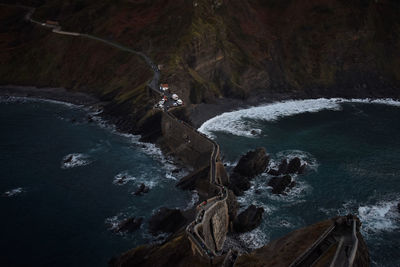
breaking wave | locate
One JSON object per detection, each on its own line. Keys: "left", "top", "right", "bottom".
{"left": 2, "top": 187, "right": 24, "bottom": 197}
{"left": 239, "top": 228, "right": 269, "bottom": 250}
{"left": 358, "top": 200, "right": 400, "bottom": 234}
{"left": 61, "top": 153, "right": 92, "bottom": 169}
{"left": 198, "top": 98, "right": 400, "bottom": 138}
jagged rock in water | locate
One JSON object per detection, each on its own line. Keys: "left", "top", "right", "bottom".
{"left": 172, "top": 168, "right": 181, "bottom": 173}
{"left": 229, "top": 147, "right": 269, "bottom": 196}
{"left": 148, "top": 207, "right": 187, "bottom": 235}
{"left": 63, "top": 155, "right": 73, "bottom": 164}
{"left": 133, "top": 183, "right": 149, "bottom": 195}
{"left": 278, "top": 159, "right": 288, "bottom": 174}
{"left": 287, "top": 157, "right": 301, "bottom": 174}
{"left": 229, "top": 172, "right": 251, "bottom": 196}
{"left": 233, "top": 147, "right": 269, "bottom": 178}
{"left": 234, "top": 205, "right": 264, "bottom": 233}
{"left": 267, "top": 168, "right": 280, "bottom": 176}
{"left": 116, "top": 217, "right": 143, "bottom": 233}
{"left": 268, "top": 175, "right": 295, "bottom": 194}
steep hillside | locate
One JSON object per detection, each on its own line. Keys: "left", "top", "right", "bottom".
{"left": 1, "top": 0, "right": 399, "bottom": 129}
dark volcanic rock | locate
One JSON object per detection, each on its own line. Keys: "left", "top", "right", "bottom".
{"left": 267, "top": 168, "right": 280, "bottom": 176}
{"left": 63, "top": 155, "right": 73, "bottom": 164}
{"left": 233, "top": 147, "right": 269, "bottom": 178}
{"left": 229, "top": 173, "right": 251, "bottom": 196}
{"left": 172, "top": 168, "right": 181, "bottom": 174}
{"left": 268, "top": 175, "right": 293, "bottom": 194}
{"left": 234, "top": 205, "right": 264, "bottom": 233}
{"left": 148, "top": 207, "right": 187, "bottom": 234}
{"left": 398, "top": 203, "right": 400, "bottom": 213}
{"left": 116, "top": 217, "right": 143, "bottom": 233}
{"left": 134, "top": 183, "right": 149, "bottom": 195}
{"left": 278, "top": 159, "right": 288, "bottom": 174}
{"left": 287, "top": 157, "right": 301, "bottom": 174}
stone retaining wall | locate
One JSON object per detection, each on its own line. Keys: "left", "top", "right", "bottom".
{"left": 161, "top": 112, "right": 213, "bottom": 169}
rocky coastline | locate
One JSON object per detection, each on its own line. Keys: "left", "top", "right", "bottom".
{"left": 0, "top": 84, "right": 373, "bottom": 267}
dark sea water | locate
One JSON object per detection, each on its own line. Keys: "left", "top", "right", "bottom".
{"left": 200, "top": 99, "right": 400, "bottom": 267}
{"left": 0, "top": 98, "right": 192, "bottom": 267}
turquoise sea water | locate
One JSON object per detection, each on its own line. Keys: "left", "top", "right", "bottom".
{"left": 0, "top": 98, "right": 192, "bottom": 267}
{"left": 201, "top": 100, "right": 400, "bottom": 266}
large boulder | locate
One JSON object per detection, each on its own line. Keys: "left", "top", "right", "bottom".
{"left": 115, "top": 217, "right": 143, "bottom": 233}
{"left": 229, "top": 173, "right": 251, "bottom": 196}
{"left": 234, "top": 205, "right": 264, "bottom": 233}
{"left": 278, "top": 159, "right": 288, "bottom": 174}
{"left": 268, "top": 175, "right": 295, "bottom": 194}
{"left": 267, "top": 168, "right": 280, "bottom": 176}
{"left": 233, "top": 148, "right": 269, "bottom": 178}
{"left": 148, "top": 207, "right": 187, "bottom": 235}
{"left": 286, "top": 157, "right": 301, "bottom": 174}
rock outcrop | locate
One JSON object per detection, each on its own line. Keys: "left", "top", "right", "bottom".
{"left": 268, "top": 175, "right": 295, "bottom": 195}
{"left": 287, "top": 157, "right": 301, "bottom": 174}
{"left": 148, "top": 207, "right": 187, "bottom": 235}
{"left": 233, "top": 148, "right": 269, "bottom": 177}
{"left": 229, "top": 173, "right": 251, "bottom": 196}
{"left": 115, "top": 217, "right": 143, "bottom": 233}
{"left": 133, "top": 183, "right": 149, "bottom": 196}
{"left": 229, "top": 147, "right": 269, "bottom": 195}
{"left": 268, "top": 157, "right": 307, "bottom": 176}
{"left": 234, "top": 205, "right": 264, "bottom": 233}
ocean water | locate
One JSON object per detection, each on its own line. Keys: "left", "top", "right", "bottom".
{"left": 0, "top": 97, "right": 192, "bottom": 267}
{"left": 200, "top": 99, "right": 400, "bottom": 266}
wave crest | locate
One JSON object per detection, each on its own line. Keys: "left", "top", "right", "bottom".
{"left": 198, "top": 98, "right": 400, "bottom": 138}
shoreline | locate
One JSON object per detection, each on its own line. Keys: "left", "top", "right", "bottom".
{"left": 0, "top": 85, "right": 101, "bottom": 106}
{"left": 0, "top": 84, "right": 191, "bottom": 174}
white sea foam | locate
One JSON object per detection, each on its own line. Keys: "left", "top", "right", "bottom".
{"left": 185, "top": 190, "right": 200, "bottom": 210}
{"left": 105, "top": 214, "right": 121, "bottom": 232}
{"left": 0, "top": 95, "right": 81, "bottom": 108}
{"left": 61, "top": 153, "right": 92, "bottom": 169}
{"left": 2, "top": 187, "right": 24, "bottom": 197}
{"left": 198, "top": 98, "right": 400, "bottom": 138}
{"left": 113, "top": 171, "right": 136, "bottom": 185}
{"left": 358, "top": 200, "right": 400, "bottom": 234}
{"left": 275, "top": 150, "right": 319, "bottom": 172}
{"left": 239, "top": 228, "right": 269, "bottom": 250}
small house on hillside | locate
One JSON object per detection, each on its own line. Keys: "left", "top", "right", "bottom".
{"left": 160, "top": 84, "right": 169, "bottom": 91}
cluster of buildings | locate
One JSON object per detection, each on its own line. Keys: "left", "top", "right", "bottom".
{"left": 156, "top": 84, "right": 183, "bottom": 109}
